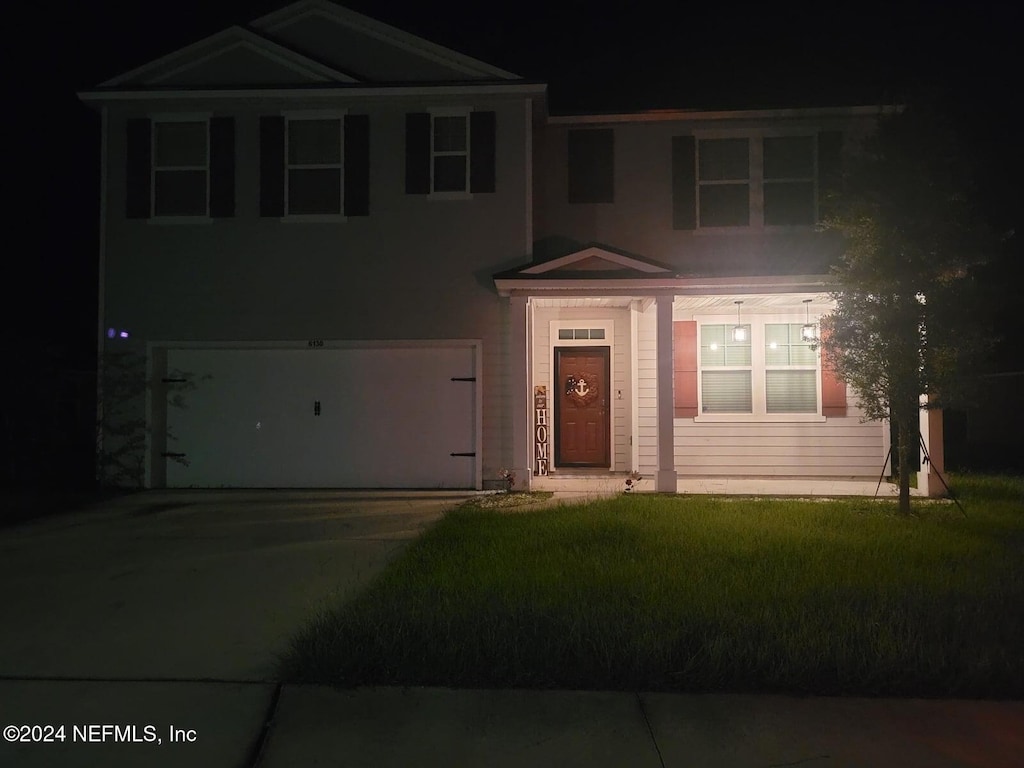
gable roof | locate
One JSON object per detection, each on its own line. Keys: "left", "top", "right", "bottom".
{"left": 94, "top": 0, "right": 521, "bottom": 91}
{"left": 100, "top": 25, "right": 358, "bottom": 88}
{"left": 251, "top": 0, "right": 520, "bottom": 82}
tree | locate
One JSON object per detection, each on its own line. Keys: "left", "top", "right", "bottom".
{"left": 820, "top": 100, "right": 995, "bottom": 513}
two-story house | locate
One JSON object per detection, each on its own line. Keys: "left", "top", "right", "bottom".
{"left": 80, "top": 0, "right": 923, "bottom": 493}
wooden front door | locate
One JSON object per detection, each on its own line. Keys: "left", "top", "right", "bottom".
{"left": 554, "top": 347, "right": 610, "bottom": 467}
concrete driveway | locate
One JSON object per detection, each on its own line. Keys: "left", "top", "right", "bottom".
{"left": 0, "top": 490, "right": 462, "bottom": 681}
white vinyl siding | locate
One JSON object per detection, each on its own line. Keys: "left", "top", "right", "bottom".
{"left": 630, "top": 304, "right": 887, "bottom": 479}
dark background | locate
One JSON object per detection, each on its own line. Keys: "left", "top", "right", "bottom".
{"left": 5, "top": 1, "right": 1020, "bottom": 492}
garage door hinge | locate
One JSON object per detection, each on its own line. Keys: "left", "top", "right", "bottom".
{"left": 162, "top": 378, "right": 188, "bottom": 383}
{"left": 450, "top": 452, "right": 476, "bottom": 457}
{"left": 162, "top": 452, "right": 187, "bottom": 458}
{"left": 450, "top": 377, "right": 476, "bottom": 382}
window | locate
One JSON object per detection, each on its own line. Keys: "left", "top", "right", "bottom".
{"left": 697, "top": 138, "right": 749, "bottom": 227}
{"left": 432, "top": 115, "right": 468, "bottom": 192}
{"left": 286, "top": 118, "right": 342, "bottom": 215}
{"left": 672, "top": 132, "right": 835, "bottom": 230}
{"left": 765, "top": 323, "right": 818, "bottom": 413}
{"left": 153, "top": 120, "right": 208, "bottom": 216}
{"left": 259, "top": 114, "right": 369, "bottom": 218}
{"left": 125, "top": 117, "right": 233, "bottom": 220}
{"left": 557, "top": 328, "right": 606, "bottom": 340}
{"left": 700, "top": 324, "right": 752, "bottom": 413}
{"left": 405, "top": 111, "right": 496, "bottom": 195}
{"left": 568, "top": 129, "right": 614, "bottom": 203}
{"left": 764, "top": 136, "right": 816, "bottom": 225}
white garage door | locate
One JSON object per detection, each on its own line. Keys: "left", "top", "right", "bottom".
{"left": 162, "top": 345, "right": 478, "bottom": 488}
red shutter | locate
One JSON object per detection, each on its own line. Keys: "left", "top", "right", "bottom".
{"left": 820, "top": 331, "right": 847, "bottom": 417}
{"left": 673, "top": 321, "right": 698, "bottom": 418}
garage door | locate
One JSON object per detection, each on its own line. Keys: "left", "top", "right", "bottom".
{"left": 162, "top": 345, "right": 478, "bottom": 488}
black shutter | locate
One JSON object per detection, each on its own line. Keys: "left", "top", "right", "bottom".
{"left": 343, "top": 115, "right": 370, "bottom": 216}
{"left": 671, "top": 135, "right": 696, "bottom": 230}
{"left": 260, "top": 116, "right": 285, "bottom": 217}
{"left": 567, "top": 129, "right": 614, "bottom": 203}
{"left": 125, "top": 118, "right": 151, "bottom": 219}
{"left": 817, "top": 131, "right": 843, "bottom": 220}
{"left": 469, "top": 111, "right": 496, "bottom": 193}
{"left": 209, "top": 117, "right": 235, "bottom": 218}
{"left": 405, "top": 112, "right": 431, "bottom": 194}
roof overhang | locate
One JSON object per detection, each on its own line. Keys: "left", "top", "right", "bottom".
{"left": 78, "top": 81, "right": 547, "bottom": 103}
{"left": 495, "top": 273, "right": 837, "bottom": 298}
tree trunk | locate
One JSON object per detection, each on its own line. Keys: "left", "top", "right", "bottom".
{"left": 896, "top": 417, "right": 912, "bottom": 514}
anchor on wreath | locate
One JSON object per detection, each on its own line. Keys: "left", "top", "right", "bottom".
{"left": 564, "top": 373, "right": 599, "bottom": 407}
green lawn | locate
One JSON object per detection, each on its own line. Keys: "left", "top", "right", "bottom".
{"left": 279, "top": 474, "right": 1024, "bottom": 696}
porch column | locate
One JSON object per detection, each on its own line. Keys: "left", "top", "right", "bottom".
{"left": 510, "top": 295, "right": 532, "bottom": 491}
{"left": 655, "top": 294, "right": 678, "bottom": 492}
{"left": 918, "top": 395, "right": 946, "bottom": 498}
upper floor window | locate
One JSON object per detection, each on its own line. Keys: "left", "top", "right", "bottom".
{"left": 697, "top": 138, "right": 749, "bottom": 227}
{"left": 153, "top": 120, "right": 208, "bottom": 216}
{"left": 125, "top": 116, "right": 234, "bottom": 220}
{"left": 405, "top": 110, "right": 496, "bottom": 196}
{"left": 432, "top": 114, "right": 469, "bottom": 193}
{"left": 763, "top": 136, "right": 816, "bottom": 226}
{"left": 259, "top": 113, "right": 369, "bottom": 218}
{"left": 286, "top": 117, "right": 343, "bottom": 215}
{"left": 672, "top": 132, "right": 838, "bottom": 230}
{"left": 568, "top": 129, "right": 614, "bottom": 204}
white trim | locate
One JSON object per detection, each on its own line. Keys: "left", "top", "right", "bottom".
{"left": 96, "top": 106, "right": 109, "bottom": 483}
{"left": 521, "top": 246, "right": 672, "bottom": 275}
{"left": 548, "top": 320, "right": 615, "bottom": 471}
{"left": 151, "top": 117, "right": 210, "bottom": 219}
{"left": 252, "top": 0, "right": 521, "bottom": 80}
{"left": 100, "top": 26, "right": 356, "bottom": 87}
{"left": 692, "top": 311, "right": 826, "bottom": 423}
{"left": 548, "top": 105, "right": 892, "bottom": 125}
{"left": 429, "top": 109, "right": 470, "bottom": 195}
{"left": 283, "top": 113, "right": 346, "bottom": 217}
{"left": 279, "top": 214, "right": 348, "bottom": 224}
{"left": 630, "top": 300, "right": 641, "bottom": 472}
{"left": 79, "top": 83, "right": 547, "bottom": 102}
{"left": 525, "top": 98, "right": 533, "bottom": 257}
{"left": 496, "top": 274, "right": 836, "bottom": 297}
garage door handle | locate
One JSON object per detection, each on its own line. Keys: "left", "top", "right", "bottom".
{"left": 450, "top": 452, "right": 476, "bottom": 457}
{"left": 162, "top": 452, "right": 187, "bottom": 458}
{"left": 450, "top": 377, "right": 476, "bottom": 382}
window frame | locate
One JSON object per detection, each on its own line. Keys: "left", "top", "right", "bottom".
{"left": 283, "top": 110, "right": 346, "bottom": 221}
{"left": 696, "top": 137, "right": 751, "bottom": 229}
{"left": 764, "top": 322, "right": 820, "bottom": 414}
{"left": 762, "top": 134, "right": 818, "bottom": 227}
{"left": 429, "top": 108, "right": 472, "bottom": 199}
{"left": 694, "top": 312, "right": 825, "bottom": 422}
{"left": 150, "top": 114, "right": 211, "bottom": 221}
{"left": 692, "top": 132, "right": 820, "bottom": 232}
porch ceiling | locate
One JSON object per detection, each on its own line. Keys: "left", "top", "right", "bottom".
{"left": 530, "top": 294, "right": 834, "bottom": 311}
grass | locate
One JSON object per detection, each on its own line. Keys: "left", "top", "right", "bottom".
{"left": 279, "top": 474, "right": 1024, "bottom": 697}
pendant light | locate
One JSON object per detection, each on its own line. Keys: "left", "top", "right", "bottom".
{"left": 732, "top": 301, "right": 747, "bottom": 342}
{"left": 801, "top": 299, "right": 817, "bottom": 341}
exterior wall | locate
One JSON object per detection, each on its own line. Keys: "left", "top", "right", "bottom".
{"left": 531, "top": 304, "right": 632, "bottom": 472}
{"left": 633, "top": 302, "right": 884, "bottom": 479}
{"left": 636, "top": 304, "right": 659, "bottom": 477}
{"left": 101, "top": 94, "right": 533, "bottom": 487}
{"left": 535, "top": 115, "right": 868, "bottom": 276}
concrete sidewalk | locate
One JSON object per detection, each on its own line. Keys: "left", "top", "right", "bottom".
{"left": 2, "top": 681, "right": 1021, "bottom": 767}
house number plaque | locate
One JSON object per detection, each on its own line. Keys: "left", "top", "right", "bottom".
{"left": 534, "top": 385, "right": 549, "bottom": 476}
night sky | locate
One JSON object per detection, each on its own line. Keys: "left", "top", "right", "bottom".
{"left": 9, "top": 1, "right": 1018, "bottom": 368}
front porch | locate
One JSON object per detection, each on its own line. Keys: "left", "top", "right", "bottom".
{"left": 495, "top": 246, "right": 945, "bottom": 498}
{"left": 533, "top": 472, "right": 917, "bottom": 498}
